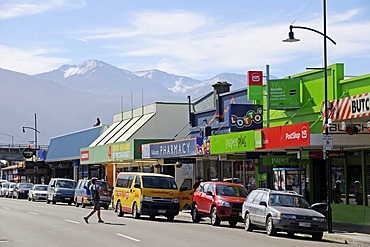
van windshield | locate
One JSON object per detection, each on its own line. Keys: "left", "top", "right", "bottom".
{"left": 142, "top": 176, "right": 178, "bottom": 189}
{"left": 56, "top": 180, "right": 76, "bottom": 189}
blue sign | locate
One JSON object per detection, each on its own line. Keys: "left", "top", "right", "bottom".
{"left": 229, "top": 104, "right": 263, "bottom": 132}
{"left": 196, "top": 137, "right": 210, "bottom": 155}
{"left": 144, "top": 139, "right": 197, "bottom": 158}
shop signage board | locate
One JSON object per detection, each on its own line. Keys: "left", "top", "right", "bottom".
{"left": 268, "top": 79, "right": 301, "bottom": 109}
{"left": 210, "top": 130, "right": 255, "bottom": 154}
{"left": 323, "top": 92, "right": 370, "bottom": 121}
{"left": 142, "top": 138, "right": 197, "bottom": 159}
{"left": 263, "top": 155, "right": 309, "bottom": 166}
{"left": 196, "top": 136, "right": 210, "bottom": 155}
{"left": 258, "top": 122, "right": 310, "bottom": 149}
{"left": 229, "top": 104, "right": 263, "bottom": 132}
{"left": 247, "top": 71, "right": 263, "bottom": 101}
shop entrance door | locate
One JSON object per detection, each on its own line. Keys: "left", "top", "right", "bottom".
{"left": 312, "top": 159, "right": 327, "bottom": 203}
{"left": 273, "top": 168, "right": 307, "bottom": 196}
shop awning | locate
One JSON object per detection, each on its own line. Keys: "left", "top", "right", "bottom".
{"left": 46, "top": 125, "right": 108, "bottom": 163}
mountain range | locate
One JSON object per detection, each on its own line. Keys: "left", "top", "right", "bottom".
{"left": 0, "top": 60, "right": 249, "bottom": 146}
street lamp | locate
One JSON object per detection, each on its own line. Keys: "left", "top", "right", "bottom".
{"left": 22, "top": 113, "right": 40, "bottom": 150}
{"left": 283, "top": 0, "right": 336, "bottom": 233}
{"left": 0, "top": 133, "right": 14, "bottom": 146}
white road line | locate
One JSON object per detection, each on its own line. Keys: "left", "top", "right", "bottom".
{"left": 116, "top": 233, "right": 140, "bottom": 242}
{"left": 28, "top": 211, "right": 39, "bottom": 215}
{"left": 1, "top": 207, "right": 10, "bottom": 209}
{"left": 64, "top": 219, "right": 80, "bottom": 224}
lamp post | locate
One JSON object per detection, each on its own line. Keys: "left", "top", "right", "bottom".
{"left": 22, "top": 113, "right": 40, "bottom": 184}
{"left": 0, "top": 133, "right": 14, "bottom": 146}
{"left": 283, "top": 0, "right": 335, "bottom": 233}
{"left": 22, "top": 113, "right": 40, "bottom": 150}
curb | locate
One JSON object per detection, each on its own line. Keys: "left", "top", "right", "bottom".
{"left": 177, "top": 212, "right": 370, "bottom": 246}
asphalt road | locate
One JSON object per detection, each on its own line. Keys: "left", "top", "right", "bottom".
{"left": 0, "top": 197, "right": 346, "bottom": 247}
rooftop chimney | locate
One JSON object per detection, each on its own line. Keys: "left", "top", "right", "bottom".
{"left": 212, "top": 81, "right": 232, "bottom": 95}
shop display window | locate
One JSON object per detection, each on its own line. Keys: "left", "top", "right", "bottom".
{"left": 347, "top": 152, "right": 363, "bottom": 205}
{"left": 331, "top": 158, "right": 345, "bottom": 204}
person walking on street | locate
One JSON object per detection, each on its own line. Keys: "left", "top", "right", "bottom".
{"left": 84, "top": 177, "right": 104, "bottom": 224}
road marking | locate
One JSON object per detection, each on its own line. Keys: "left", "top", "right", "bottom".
{"left": 1, "top": 207, "right": 10, "bottom": 209}
{"left": 28, "top": 211, "right": 39, "bottom": 215}
{"left": 116, "top": 233, "right": 140, "bottom": 242}
{"left": 0, "top": 239, "right": 8, "bottom": 243}
{"left": 64, "top": 219, "right": 80, "bottom": 224}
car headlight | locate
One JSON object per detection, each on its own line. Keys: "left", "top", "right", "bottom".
{"left": 141, "top": 196, "right": 153, "bottom": 202}
{"left": 277, "top": 214, "right": 297, "bottom": 220}
{"left": 219, "top": 201, "right": 231, "bottom": 207}
{"left": 173, "top": 197, "right": 179, "bottom": 203}
{"left": 313, "top": 217, "right": 326, "bottom": 222}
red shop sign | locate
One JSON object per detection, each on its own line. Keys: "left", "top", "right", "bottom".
{"left": 80, "top": 150, "right": 89, "bottom": 161}
{"left": 258, "top": 122, "right": 310, "bottom": 149}
{"left": 247, "top": 71, "right": 263, "bottom": 86}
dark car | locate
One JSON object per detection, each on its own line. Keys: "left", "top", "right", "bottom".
{"left": 13, "top": 183, "right": 33, "bottom": 199}
{"left": 46, "top": 178, "right": 76, "bottom": 205}
{"left": 74, "top": 179, "right": 111, "bottom": 210}
{"left": 191, "top": 181, "right": 248, "bottom": 227}
{"left": 242, "top": 188, "right": 327, "bottom": 241}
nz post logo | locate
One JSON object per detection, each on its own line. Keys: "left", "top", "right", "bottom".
{"left": 230, "top": 104, "right": 263, "bottom": 132}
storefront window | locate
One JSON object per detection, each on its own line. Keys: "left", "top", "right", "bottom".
{"left": 222, "top": 161, "right": 232, "bottom": 182}
{"left": 347, "top": 152, "right": 363, "bottom": 205}
{"left": 331, "top": 157, "right": 345, "bottom": 204}
{"left": 366, "top": 151, "right": 370, "bottom": 206}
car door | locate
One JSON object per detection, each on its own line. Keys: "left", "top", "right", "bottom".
{"left": 197, "top": 183, "right": 209, "bottom": 213}
{"left": 203, "top": 183, "right": 215, "bottom": 214}
{"left": 250, "top": 192, "right": 264, "bottom": 223}
{"left": 179, "top": 178, "right": 193, "bottom": 210}
{"left": 255, "top": 192, "right": 268, "bottom": 224}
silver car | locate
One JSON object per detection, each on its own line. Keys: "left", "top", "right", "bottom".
{"left": 242, "top": 189, "right": 327, "bottom": 241}
{"left": 28, "top": 184, "right": 48, "bottom": 201}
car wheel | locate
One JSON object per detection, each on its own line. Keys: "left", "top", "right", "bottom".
{"left": 75, "top": 198, "right": 79, "bottom": 207}
{"left": 228, "top": 220, "right": 238, "bottom": 227}
{"left": 287, "top": 231, "right": 295, "bottom": 238}
{"left": 46, "top": 199, "right": 50, "bottom": 204}
{"left": 116, "top": 201, "right": 124, "bottom": 217}
{"left": 244, "top": 212, "right": 254, "bottom": 232}
{"left": 210, "top": 207, "right": 220, "bottom": 226}
{"left": 312, "top": 232, "right": 323, "bottom": 241}
{"left": 28, "top": 196, "right": 31, "bottom": 201}
{"left": 266, "top": 216, "right": 277, "bottom": 236}
{"left": 32, "top": 196, "right": 35, "bottom": 201}
{"left": 167, "top": 215, "right": 175, "bottom": 221}
{"left": 132, "top": 202, "right": 140, "bottom": 219}
{"left": 191, "top": 204, "right": 201, "bottom": 223}
{"left": 103, "top": 205, "right": 109, "bottom": 210}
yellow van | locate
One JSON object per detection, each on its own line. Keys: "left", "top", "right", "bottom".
{"left": 113, "top": 172, "right": 193, "bottom": 221}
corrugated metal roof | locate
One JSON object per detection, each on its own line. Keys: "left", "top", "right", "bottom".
{"left": 46, "top": 125, "right": 107, "bottom": 162}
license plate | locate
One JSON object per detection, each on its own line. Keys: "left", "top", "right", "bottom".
{"left": 158, "top": 209, "right": 166, "bottom": 214}
{"left": 299, "top": 222, "right": 311, "bottom": 227}
{"left": 65, "top": 197, "right": 70, "bottom": 200}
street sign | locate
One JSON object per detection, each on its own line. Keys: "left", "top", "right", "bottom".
{"left": 323, "top": 135, "right": 333, "bottom": 151}
{"left": 22, "top": 148, "right": 34, "bottom": 159}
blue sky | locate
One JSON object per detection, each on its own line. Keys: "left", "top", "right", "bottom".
{"left": 1, "top": 0, "right": 370, "bottom": 79}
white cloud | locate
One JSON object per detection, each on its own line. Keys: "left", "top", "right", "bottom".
{"left": 0, "top": 0, "right": 86, "bottom": 19}
{"left": 0, "top": 45, "right": 70, "bottom": 74}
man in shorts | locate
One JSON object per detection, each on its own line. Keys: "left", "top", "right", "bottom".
{"left": 84, "top": 177, "right": 104, "bottom": 223}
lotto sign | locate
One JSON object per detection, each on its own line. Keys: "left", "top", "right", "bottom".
{"left": 229, "top": 104, "right": 263, "bottom": 132}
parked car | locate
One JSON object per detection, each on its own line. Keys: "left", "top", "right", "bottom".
{"left": 46, "top": 178, "right": 76, "bottom": 205}
{"left": 74, "top": 179, "right": 111, "bottom": 210}
{"left": 28, "top": 184, "right": 48, "bottom": 201}
{"left": 191, "top": 181, "right": 248, "bottom": 227}
{"left": 13, "top": 183, "right": 33, "bottom": 199}
{"left": 0, "top": 182, "right": 9, "bottom": 197}
{"left": 6, "top": 182, "right": 16, "bottom": 198}
{"left": 242, "top": 188, "right": 327, "bottom": 241}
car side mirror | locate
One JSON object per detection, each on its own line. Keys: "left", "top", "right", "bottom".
{"left": 206, "top": 191, "right": 213, "bottom": 196}
{"left": 259, "top": 201, "right": 267, "bottom": 207}
{"left": 134, "top": 183, "right": 141, "bottom": 189}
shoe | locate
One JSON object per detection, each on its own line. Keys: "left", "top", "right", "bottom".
{"left": 84, "top": 217, "right": 89, "bottom": 224}
{"left": 98, "top": 220, "right": 104, "bottom": 223}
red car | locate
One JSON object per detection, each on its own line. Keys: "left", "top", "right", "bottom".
{"left": 191, "top": 181, "right": 248, "bottom": 227}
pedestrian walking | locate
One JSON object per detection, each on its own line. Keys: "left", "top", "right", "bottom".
{"left": 84, "top": 177, "right": 104, "bottom": 224}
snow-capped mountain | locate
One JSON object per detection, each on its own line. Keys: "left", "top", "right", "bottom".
{"left": 1, "top": 59, "right": 255, "bottom": 145}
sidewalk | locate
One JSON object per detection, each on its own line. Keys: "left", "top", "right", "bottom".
{"left": 177, "top": 211, "right": 370, "bottom": 246}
